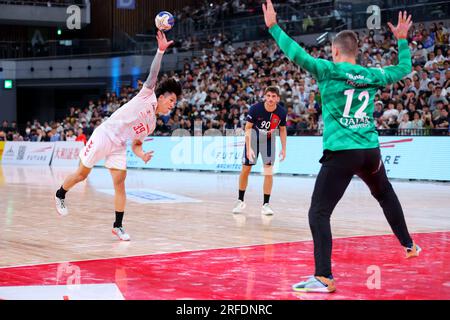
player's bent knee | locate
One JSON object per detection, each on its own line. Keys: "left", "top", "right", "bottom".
{"left": 75, "top": 164, "right": 91, "bottom": 182}
{"left": 241, "top": 165, "right": 252, "bottom": 175}
{"left": 371, "top": 183, "right": 394, "bottom": 201}
{"left": 263, "top": 165, "right": 273, "bottom": 176}
{"left": 114, "top": 179, "right": 126, "bottom": 188}
{"left": 112, "top": 172, "right": 127, "bottom": 187}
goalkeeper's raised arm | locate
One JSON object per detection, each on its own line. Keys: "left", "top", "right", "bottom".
{"left": 144, "top": 31, "right": 174, "bottom": 90}
{"left": 262, "top": 0, "right": 331, "bottom": 81}
{"left": 372, "top": 11, "right": 413, "bottom": 85}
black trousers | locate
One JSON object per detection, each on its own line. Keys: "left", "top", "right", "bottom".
{"left": 309, "top": 147, "right": 413, "bottom": 278}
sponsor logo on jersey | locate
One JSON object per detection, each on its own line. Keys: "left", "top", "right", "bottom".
{"left": 339, "top": 116, "right": 371, "bottom": 129}
{"left": 346, "top": 73, "right": 365, "bottom": 80}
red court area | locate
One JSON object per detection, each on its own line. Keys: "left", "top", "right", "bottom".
{"left": 0, "top": 232, "right": 449, "bottom": 300}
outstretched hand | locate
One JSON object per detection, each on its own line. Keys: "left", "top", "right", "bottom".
{"left": 141, "top": 151, "right": 154, "bottom": 164}
{"left": 388, "top": 11, "right": 413, "bottom": 40}
{"left": 156, "top": 30, "right": 174, "bottom": 52}
{"left": 262, "top": 0, "right": 278, "bottom": 29}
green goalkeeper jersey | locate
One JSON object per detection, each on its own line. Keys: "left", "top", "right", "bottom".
{"left": 269, "top": 24, "right": 412, "bottom": 151}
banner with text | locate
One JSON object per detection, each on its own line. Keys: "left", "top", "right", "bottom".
{"left": 94, "top": 136, "right": 450, "bottom": 181}
{"left": 1, "top": 142, "right": 55, "bottom": 166}
{"left": 51, "top": 141, "right": 83, "bottom": 167}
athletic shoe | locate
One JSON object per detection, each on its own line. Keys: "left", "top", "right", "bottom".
{"left": 292, "top": 276, "right": 336, "bottom": 293}
{"left": 55, "top": 196, "right": 69, "bottom": 216}
{"left": 232, "top": 200, "right": 246, "bottom": 214}
{"left": 261, "top": 203, "right": 275, "bottom": 216}
{"left": 112, "top": 227, "right": 131, "bottom": 241}
{"left": 405, "top": 243, "right": 422, "bottom": 259}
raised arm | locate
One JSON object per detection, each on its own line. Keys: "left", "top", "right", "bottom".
{"left": 372, "top": 11, "right": 413, "bottom": 85}
{"left": 262, "top": 0, "right": 331, "bottom": 80}
{"left": 144, "top": 31, "right": 174, "bottom": 90}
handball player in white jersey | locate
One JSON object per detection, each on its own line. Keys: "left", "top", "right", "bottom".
{"left": 54, "top": 31, "right": 182, "bottom": 241}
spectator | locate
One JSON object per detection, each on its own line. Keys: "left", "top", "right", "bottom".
{"left": 373, "top": 101, "right": 384, "bottom": 120}
{"left": 155, "top": 118, "right": 170, "bottom": 136}
{"left": 1, "top": 121, "right": 9, "bottom": 133}
{"left": 383, "top": 101, "right": 399, "bottom": 119}
{"left": 407, "top": 103, "right": 419, "bottom": 121}
{"left": 75, "top": 127, "right": 87, "bottom": 145}
{"left": 396, "top": 102, "right": 408, "bottom": 121}
{"left": 429, "top": 87, "right": 449, "bottom": 111}
{"left": 49, "top": 127, "right": 61, "bottom": 142}
{"left": 286, "top": 105, "right": 300, "bottom": 136}
{"left": 66, "top": 129, "right": 76, "bottom": 141}
{"left": 398, "top": 113, "right": 412, "bottom": 133}
{"left": 434, "top": 108, "right": 449, "bottom": 133}
{"left": 411, "top": 111, "right": 424, "bottom": 134}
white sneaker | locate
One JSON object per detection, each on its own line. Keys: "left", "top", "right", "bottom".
{"left": 55, "top": 196, "right": 69, "bottom": 216}
{"left": 232, "top": 200, "right": 246, "bottom": 214}
{"left": 261, "top": 203, "right": 275, "bottom": 216}
{"left": 112, "top": 227, "right": 131, "bottom": 241}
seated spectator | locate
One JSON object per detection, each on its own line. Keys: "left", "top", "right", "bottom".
{"left": 305, "top": 92, "right": 319, "bottom": 118}
{"left": 411, "top": 111, "right": 424, "bottom": 134}
{"left": 75, "top": 127, "right": 87, "bottom": 145}
{"left": 1, "top": 121, "right": 9, "bottom": 133}
{"left": 433, "top": 101, "right": 446, "bottom": 120}
{"left": 431, "top": 70, "right": 444, "bottom": 87}
{"left": 398, "top": 113, "right": 412, "bottom": 133}
{"left": 396, "top": 102, "right": 408, "bottom": 121}
{"left": 428, "top": 87, "right": 448, "bottom": 111}
{"left": 65, "top": 129, "right": 77, "bottom": 141}
{"left": 407, "top": 103, "right": 419, "bottom": 120}
{"left": 383, "top": 100, "right": 399, "bottom": 119}
{"left": 373, "top": 101, "right": 384, "bottom": 120}
{"left": 286, "top": 106, "right": 300, "bottom": 136}
{"left": 49, "top": 127, "right": 61, "bottom": 142}
{"left": 434, "top": 108, "right": 449, "bottom": 133}
{"left": 306, "top": 116, "right": 318, "bottom": 133}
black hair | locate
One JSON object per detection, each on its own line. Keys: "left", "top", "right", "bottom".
{"left": 155, "top": 78, "right": 182, "bottom": 98}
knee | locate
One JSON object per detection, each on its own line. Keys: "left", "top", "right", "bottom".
{"left": 113, "top": 175, "right": 127, "bottom": 188}
{"left": 263, "top": 166, "right": 273, "bottom": 177}
{"left": 371, "top": 182, "right": 394, "bottom": 201}
{"left": 241, "top": 166, "right": 251, "bottom": 177}
{"left": 308, "top": 203, "right": 332, "bottom": 226}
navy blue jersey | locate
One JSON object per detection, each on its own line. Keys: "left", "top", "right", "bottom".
{"left": 246, "top": 102, "right": 287, "bottom": 137}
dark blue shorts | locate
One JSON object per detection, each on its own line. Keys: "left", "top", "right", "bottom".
{"left": 242, "top": 137, "right": 276, "bottom": 166}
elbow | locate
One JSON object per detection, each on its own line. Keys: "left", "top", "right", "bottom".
{"left": 404, "top": 63, "right": 413, "bottom": 74}
{"left": 132, "top": 140, "right": 141, "bottom": 149}
{"left": 397, "top": 63, "right": 412, "bottom": 80}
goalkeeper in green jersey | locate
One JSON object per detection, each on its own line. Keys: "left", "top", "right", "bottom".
{"left": 263, "top": 0, "right": 421, "bottom": 293}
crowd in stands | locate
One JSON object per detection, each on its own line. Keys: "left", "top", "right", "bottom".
{"left": 172, "top": 0, "right": 335, "bottom": 50}
{"left": 173, "top": 0, "right": 329, "bottom": 29}
{"left": 1, "top": 20, "right": 449, "bottom": 143}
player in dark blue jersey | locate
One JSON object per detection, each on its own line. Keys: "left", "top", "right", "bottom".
{"left": 232, "top": 86, "right": 287, "bottom": 216}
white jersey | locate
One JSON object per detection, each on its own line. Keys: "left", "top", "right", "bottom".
{"left": 100, "top": 86, "right": 157, "bottom": 145}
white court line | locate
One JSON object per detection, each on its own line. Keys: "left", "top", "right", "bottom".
{"left": 0, "top": 229, "right": 448, "bottom": 270}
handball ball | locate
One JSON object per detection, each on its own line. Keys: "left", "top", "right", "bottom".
{"left": 155, "top": 11, "right": 174, "bottom": 32}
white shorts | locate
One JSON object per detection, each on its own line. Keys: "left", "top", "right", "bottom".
{"left": 79, "top": 127, "right": 127, "bottom": 171}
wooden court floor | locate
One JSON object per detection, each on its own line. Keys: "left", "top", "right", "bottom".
{"left": 1, "top": 165, "right": 449, "bottom": 269}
